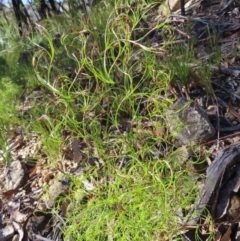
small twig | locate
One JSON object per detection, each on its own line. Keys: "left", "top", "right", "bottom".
{"left": 175, "top": 28, "right": 191, "bottom": 39}
{"left": 32, "top": 234, "right": 53, "bottom": 241}
{"left": 203, "top": 131, "right": 240, "bottom": 145}
{"left": 169, "top": 14, "right": 209, "bottom": 25}
{"left": 220, "top": 126, "right": 240, "bottom": 132}
{"left": 228, "top": 99, "right": 240, "bottom": 120}
{"left": 169, "top": 19, "right": 185, "bottom": 23}
{"left": 220, "top": 0, "right": 235, "bottom": 12}
{"left": 212, "top": 92, "right": 220, "bottom": 150}
{"left": 183, "top": 233, "right": 192, "bottom": 241}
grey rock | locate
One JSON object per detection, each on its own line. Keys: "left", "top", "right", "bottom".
{"left": 166, "top": 97, "right": 215, "bottom": 147}
{"left": 41, "top": 175, "right": 70, "bottom": 209}
{"left": 4, "top": 161, "right": 25, "bottom": 191}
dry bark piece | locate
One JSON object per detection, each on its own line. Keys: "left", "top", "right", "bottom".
{"left": 215, "top": 164, "right": 240, "bottom": 219}
{"left": 186, "top": 145, "right": 240, "bottom": 225}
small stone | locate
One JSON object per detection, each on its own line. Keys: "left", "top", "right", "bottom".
{"left": 43, "top": 173, "right": 53, "bottom": 183}
{"left": 41, "top": 169, "right": 49, "bottom": 176}
{"left": 227, "top": 194, "right": 240, "bottom": 219}
{"left": 232, "top": 121, "right": 238, "bottom": 126}
{"left": 38, "top": 178, "right": 43, "bottom": 187}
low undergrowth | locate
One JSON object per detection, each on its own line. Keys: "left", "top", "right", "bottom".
{"left": 0, "top": 0, "right": 221, "bottom": 240}
{"left": 60, "top": 161, "right": 199, "bottom": 241}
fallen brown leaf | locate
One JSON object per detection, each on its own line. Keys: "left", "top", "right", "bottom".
{"left": 2, "top": 189, "right": 18, "bottom": 200}
{"left": 220, "top": 225, "right": 232, "bottom": 241}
